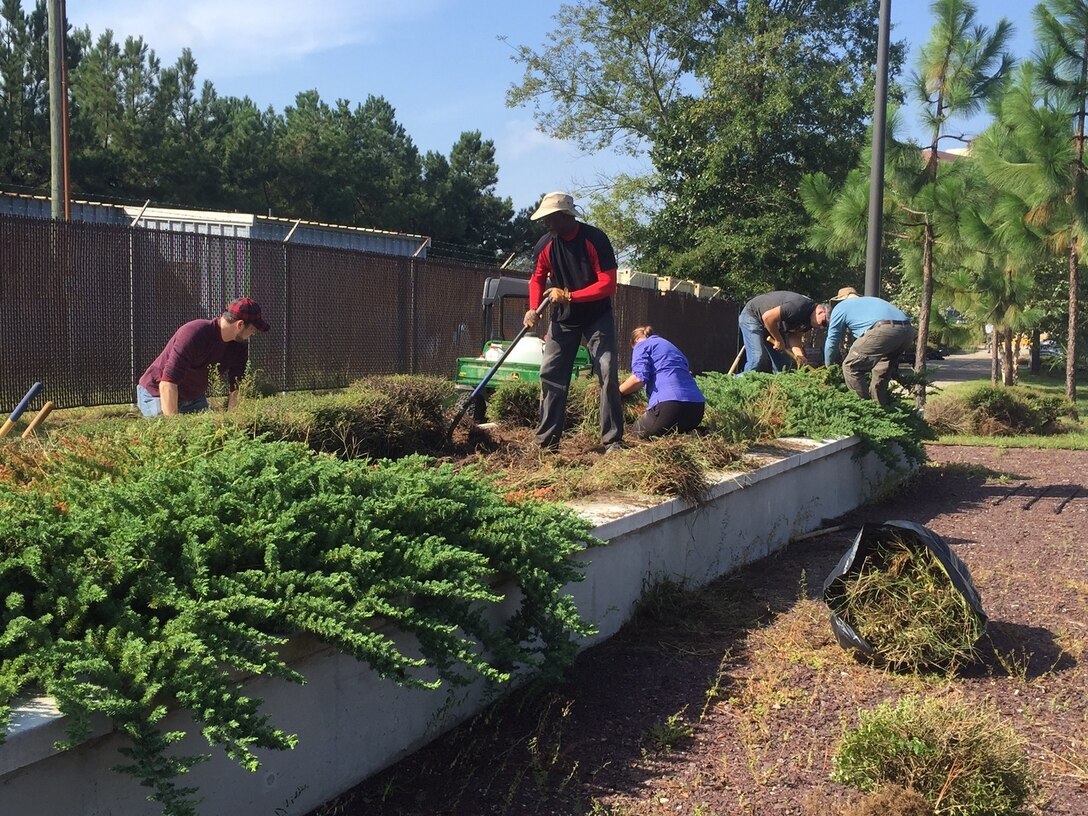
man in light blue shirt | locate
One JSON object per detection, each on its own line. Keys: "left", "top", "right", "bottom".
{"left": 823, "top": 295, "right": 915, "bottom": 407}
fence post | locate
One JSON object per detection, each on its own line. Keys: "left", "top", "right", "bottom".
{"left": 408, "top": 257, "right": 418, "bottom": 375}
{"left": 282, "top": 243, "right": 290, "bottom": 393}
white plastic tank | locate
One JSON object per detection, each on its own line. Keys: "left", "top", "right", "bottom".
{"left": 502, "top": 336, "right": 545, "bottom": 366}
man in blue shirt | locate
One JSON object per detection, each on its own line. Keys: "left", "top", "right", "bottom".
{"left": 823, "top": 296, "right": 915, "bottom": 407}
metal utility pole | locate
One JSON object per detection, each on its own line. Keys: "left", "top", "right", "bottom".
{"left": 864, "top": 0, "right": 891, "bottom": 296}
{"left": 47, "top": 0, "right": 70, "bottom": 220}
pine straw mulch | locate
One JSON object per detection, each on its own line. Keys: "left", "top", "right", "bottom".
{"left": 443, "top": 422, "right": 750, "bottom": 506}
{"left": 310, "top": 445, "right": 1088, "bottom": 816}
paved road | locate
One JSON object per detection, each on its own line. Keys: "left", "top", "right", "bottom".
{"left": 923, "top": 348, "right": 993, "bottom": 389}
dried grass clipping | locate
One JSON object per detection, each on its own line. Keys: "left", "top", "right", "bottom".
{"left": 836, "top": 534, "right": 984, "bottom": 672}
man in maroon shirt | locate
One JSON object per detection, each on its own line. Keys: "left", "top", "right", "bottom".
{"left": 136, "top": 297, "right": 270, "bottom": 417}
{"left": 523, "top": 192, "right": 623, "bottom": 452}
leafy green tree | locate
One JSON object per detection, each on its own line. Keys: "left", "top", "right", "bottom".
{"left": 644, "top": 0, "right": 903, "bottom": 297}
{"left": 951, "top": 173, "right": 1047, "bottom": 385}
{"left": 270, "top": 90, "right": 345, "bottom": 220}
{"left": 0, "top": 0, "right": 50, "bottom": 188}
{"left": 341, "top": 94, "right": 425, "bottom": 229}
{"left": 803, "top": 0, "right": 1012, "bottom": 406}
{"left": 801, "top": 113, "right": 977, "bottom": 331}
{"left": 443, "top": 131, "right": 514, "bottom": 258}
{"left": 3, "top": 11, "right": 524, "bottom": 260}
{"left": 414, "top": 132, "right": 521, "bottom": 262}
{"left": 973, "top": 54, "right": 1088, "bottom": 398}
{"left": 205, "top": 94, "right": 279, "bottom": 213}
{"left": 506, "top": 0, "right": 710, "bottom": 156}
{"left": 68, "top": 27, "right": 168, "bottom": 197}
{"left": 508, "top": 0, "right": 903, "bottom": 299}
{"left": 155, "top": 48, "right": 220, "bottom": 205}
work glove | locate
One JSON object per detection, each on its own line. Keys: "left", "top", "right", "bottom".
{"left": 545, "top": 287, "right": 571, "bottom": 304}
{"left": 523, "top": 309, "right": 539, "bottom": 329}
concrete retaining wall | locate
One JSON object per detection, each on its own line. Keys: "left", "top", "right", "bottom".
{"left": 0, "top": 436, "right": 902, "bottom": 815}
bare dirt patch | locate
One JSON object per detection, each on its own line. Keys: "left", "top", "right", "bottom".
{"left": 312, "top": 445, "right": 1088, "bottom": 816}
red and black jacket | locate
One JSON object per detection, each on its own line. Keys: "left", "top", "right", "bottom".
{"left": 529, "top": 223, "right": 618, "bottom": 326}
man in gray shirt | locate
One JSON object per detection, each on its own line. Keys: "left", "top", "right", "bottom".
{"left": 739, "top": 291, "right": 829, "bottom": 373}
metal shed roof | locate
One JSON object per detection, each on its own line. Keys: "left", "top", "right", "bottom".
{"left": 1, "top": 191, "right": 431, "bottom": 257}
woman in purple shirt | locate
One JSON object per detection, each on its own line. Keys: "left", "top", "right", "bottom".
{"left": 619, "top": 326, "right": 706, "bottom": 438}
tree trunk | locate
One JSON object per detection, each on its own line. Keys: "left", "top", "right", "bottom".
{"left": 914, "top": 222, "right": 935, "bottom": 408}
{"left": 1030, "top": 328, "right": 1041, "bottom": 375}
{"left": 1068, "top": 242, "right": 1079, "bottom": 401}
{"left": 1002, "top": 332, "right": 1015, "bottom": 386}
{"left": 991, "top": 332, "right": 1000, "bottom": 385}
{"left": 1069, "top": 27, "right": 1085, "bottom": 402}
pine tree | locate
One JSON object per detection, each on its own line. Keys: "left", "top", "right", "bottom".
{"left": 909, "top": 0, "right": 1013, "bottom": 404}
{"left": 1028, "top": 0, "right": 1088, "bottom": 400}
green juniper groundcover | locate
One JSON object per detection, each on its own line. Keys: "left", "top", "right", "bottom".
{"left": 0, "top": 420, "right": 595, "bottom": 815}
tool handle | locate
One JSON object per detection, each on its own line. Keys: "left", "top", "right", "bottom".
{"left": 8, "top": 381, "right": 43, "bottom": 422}
{"left": 21, "top": 401, "right": 55, "bottom": 439}
{"left": 0, "top": 382, "right": 43, "bottom": 438}
{"left": 447, "top": 301, "right": 549, "bottom": 437}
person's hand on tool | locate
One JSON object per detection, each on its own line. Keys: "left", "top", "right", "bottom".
{"left": 769, "top": 336, "right": 785, "bottom": 352}
{"left": 523, "top": 309, "right": 539, "bottom": 329}
{"left": 545, "top": 287, "right": 571, "bottom": 304}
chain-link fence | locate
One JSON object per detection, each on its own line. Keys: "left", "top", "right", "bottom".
{"left": 1, "top": 213, "right": 740, "bottom": 412}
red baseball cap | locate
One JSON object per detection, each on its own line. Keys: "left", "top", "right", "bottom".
{"left": 227, "top": 297, "right": 270, "bottom": 332}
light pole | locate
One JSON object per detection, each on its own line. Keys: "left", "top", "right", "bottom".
{"left": 865, "top": 0, "right": 891, "bottom": 297}
{"left": 47, "top": 0, "right": 70, "bottom": 220}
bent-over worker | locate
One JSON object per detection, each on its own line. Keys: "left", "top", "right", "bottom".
{"left": 619, "top": 326, "right": 705, "bottom": 438}
{"left": 137, "top": 297, "right": 270, "bottom": 417}
{"left": 823, "top": 295, "right": 915, "bottom": 407}
{"left": 738, "top": 291, "right": 829, "bottom": 373}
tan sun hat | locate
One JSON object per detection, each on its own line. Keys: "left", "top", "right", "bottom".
{"left": 831, "top": 286, "right": 860, "bottom": 302}
{"left": 531, "top": 191, "right": 577, "bottom": 220}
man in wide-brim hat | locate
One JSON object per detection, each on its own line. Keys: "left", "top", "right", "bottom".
{"left": 523, "top": 192, "right": 624, "bottom": 453}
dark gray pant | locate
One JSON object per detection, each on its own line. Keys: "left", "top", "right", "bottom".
{"left": 537, "top": 311, "right": 623, "bottom": 448}
{"left": 842, "top": 323, "right": 916, "bottom": 407}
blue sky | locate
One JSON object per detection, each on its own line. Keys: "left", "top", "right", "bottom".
{"left": 65, "top": 1, "right": 1037, "bottom": 214}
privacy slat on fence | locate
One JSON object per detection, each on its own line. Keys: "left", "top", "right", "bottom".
{"left": 0, "top": 213, "right": 739, "bottom": 411}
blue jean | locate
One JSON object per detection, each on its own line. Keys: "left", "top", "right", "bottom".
{"left": 738, "top": 311, "right": 791, "bottom": 373}
{"left": 136, "top": 384, "right": 210, "bottom": 417}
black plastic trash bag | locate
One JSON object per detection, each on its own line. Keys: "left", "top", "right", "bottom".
{"left": 822, "top": 520, "right": 987, "bottom": 668}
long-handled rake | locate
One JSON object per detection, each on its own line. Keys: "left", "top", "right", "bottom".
{"left": 446, "top": 301, "right": 549, "bottom": 440}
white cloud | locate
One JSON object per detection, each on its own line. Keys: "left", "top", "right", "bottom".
{"left": 72, "top": 0, "right": 440, "bottom": 76}
{"left": 494, "top": 117, "right": 650, "bottom": 208}
{"left": 498, "top": 117, "right": 568, "bottom": 161}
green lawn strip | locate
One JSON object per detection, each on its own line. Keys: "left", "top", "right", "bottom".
{"left": 932, "top": 432, "right": 1088, "bottom": 449}
{"left": 929, "top": 368, "right": 1087, "bottom": 448}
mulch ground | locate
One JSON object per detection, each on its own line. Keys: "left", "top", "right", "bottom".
{"left": 311, "top": 445, "right": 1088, "bottom": 816}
